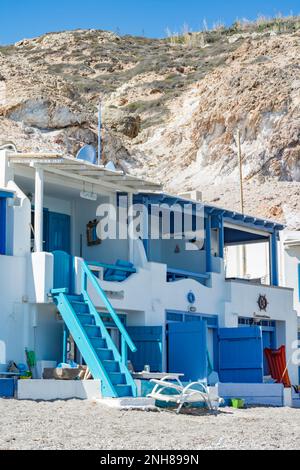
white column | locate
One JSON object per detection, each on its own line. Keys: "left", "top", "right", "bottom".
{"left": 0, "top": 150, "right": 14, "bottom": 187}
{"left": 128, "top": 193, "right": 134, "bottom": 263}
{"left": 34, "top": 167, "right": 44, "bottom": 252}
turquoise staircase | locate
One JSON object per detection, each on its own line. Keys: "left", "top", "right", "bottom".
{"left": 52, "top": 259, "right": 137, "bottom": 398}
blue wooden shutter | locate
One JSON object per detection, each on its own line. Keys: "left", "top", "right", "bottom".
{"left": 219, "top": 326, "right": 263, "bottom": 383}
{"left": 53, "top": 251, "right": 73, "bottom": 292}
{"left": 127, "top": 326, "right": 163, "bottom": 372}
{"left": 168, "top": 320, "right": 207, "bottom": 381}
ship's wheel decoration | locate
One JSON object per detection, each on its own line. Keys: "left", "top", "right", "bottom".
{"left": 258, "top": 294, "right": 268, "bottom": 312}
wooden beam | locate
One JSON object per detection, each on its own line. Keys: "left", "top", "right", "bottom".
{"left": 44, "top": 166, "right": 135, "bottom": 193}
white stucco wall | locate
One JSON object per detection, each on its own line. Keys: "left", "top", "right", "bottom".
{"left": 27, "top": 252, "right": 54, "bottom": 303}
{"left": 73, "top": 253, "right": 298, "bottom": 381}
{"left": 73, "top": 197, "right": 129, "bottom": 263}
{"left": 0, "top": 255, "right": 27, "bottom": 366}
{"left": 281, "top": 240, "right": 300, "bottom": 317}
{"left": 6, "top": 181, "right": 31, "bottom": 257}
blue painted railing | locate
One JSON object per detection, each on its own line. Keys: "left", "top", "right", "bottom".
{"left": 52, "top": 253, "right": 137, "bottom": 397}
{"left": 53, "top": 291, "right": 120, "bottom": 397}
{"left": 167, "top": 268, "right": 210, "bottom": 284}
{"left": 81, "top": 261, "right": 137, "bottom": 392}
{"left": 88, "top": 261, "right": 136, "bottom": 275}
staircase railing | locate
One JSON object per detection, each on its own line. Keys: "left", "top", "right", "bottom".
{"left": 81, "top": 260, "right": 137, "bottom": 366}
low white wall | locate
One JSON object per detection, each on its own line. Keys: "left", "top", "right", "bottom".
{"left": 0, "top": 255, "right": 27, "bottom": 366}
{"left": 218, "top": 383, "right": 284, "bottom": 407}
{"left": 27, "top": 252, "right": 54, "bottom": 303}
{"left": 17, "top": 380, "right": 102, "bottom": 401}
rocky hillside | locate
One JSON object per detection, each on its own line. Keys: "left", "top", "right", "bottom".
{"left": 0, "top": 18, "right": 299, "bottom": 228}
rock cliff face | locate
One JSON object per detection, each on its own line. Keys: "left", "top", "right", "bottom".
{"left": 0, "top": 22, "right": 299, "bottom": 228}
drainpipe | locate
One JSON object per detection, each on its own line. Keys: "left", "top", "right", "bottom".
{"left": 34, "top": 166, "right": 44, "bottom": 253}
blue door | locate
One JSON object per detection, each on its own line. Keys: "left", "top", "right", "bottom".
{"left": 219, "top": 327, "right": 264, "bottom": 383}
{"left": 168, "top": 321, "right": 207, "bottom": 381}
{"left": 48, "top": 212, "right": 71, "bottom": 253}
{"left": 52, "top": 251, "right": 73, "bottom": 292}
{"left": 127, "top": 326, "right": 163, "bottom": 372}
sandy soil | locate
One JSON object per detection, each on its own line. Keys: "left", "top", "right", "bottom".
{"left": 0, "top": 399, "right": 299, "bottom": 450}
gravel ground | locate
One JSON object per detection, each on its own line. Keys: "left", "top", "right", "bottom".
{"left": 0, "top": 399, "right": 300, "bottom": 450}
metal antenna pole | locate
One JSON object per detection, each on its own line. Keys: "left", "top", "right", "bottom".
{"left": 98, "top": 99, "right": 102, "bottom": 166}
{"left": 237, "top": 129, "right": 244, "bottom": 214}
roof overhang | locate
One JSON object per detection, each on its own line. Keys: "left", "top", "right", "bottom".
{"left": 7, "top": 152, "right": 162, "bottom": 194}
{"left": 283, "top": 231, "right": 300, "bottom": 248}
{"left": 134, "top": 192, "right": 285, "bottom": 234}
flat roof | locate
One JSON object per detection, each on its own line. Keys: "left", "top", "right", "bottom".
{"left": 7, "top": 152, "right": 162, "bottom": 193}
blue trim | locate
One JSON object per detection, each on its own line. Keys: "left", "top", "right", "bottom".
{"left": 88, "top": 261, "right": 136, "bottom": 274}
{"left": 270, "top": 231, "right": 279, "bottom": 286}
{"left": 205, "top": 215, "right": 212, "bottom": 272}
{"left": 0, "top": 191, "right": 14, "bottom": 199}
{"left": 0, "top": 198, "right": 6, "bottom": 255}
{"left": 166, "top": 311, "right": 218, "bottom": 328}
{"left": 133, "top": 193, "right": 285, "bottom": 233}
{"left": 167, "top": 268, "right": 210, "bottom": 284}
{"left": 218, "top": 216, "right": 224, "bottom": 258}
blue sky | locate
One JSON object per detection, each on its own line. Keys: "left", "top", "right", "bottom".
{"left": 1, "top": 0, "right": 299, "bottom": 44}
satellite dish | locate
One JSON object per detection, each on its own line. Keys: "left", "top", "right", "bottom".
{"left": 76, "top": 145, "right": 97, "bottom": 165}
{"left": 105, "top": 161, "right": 116, "bottom": 171}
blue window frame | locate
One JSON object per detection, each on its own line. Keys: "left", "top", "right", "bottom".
{"left": 0, "top": 192, "right": 14, "bottom": 255}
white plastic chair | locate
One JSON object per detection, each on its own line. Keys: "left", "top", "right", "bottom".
{"left": 147, "top": 375, "right": 223, "bottom": 414}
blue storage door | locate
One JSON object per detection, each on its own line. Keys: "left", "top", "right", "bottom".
{"left": 127, "top": 326, "right": 163, "bottom": 372}
{"left": 48, "top": 212, "right": 71, "bottom": 253}
{"left": 219, "top": 326, "right": 264, "bottom": 383}
{"left": 53, "top": 251, "right": 72, "bottom": 291}
{"left": 168, "top": 321, "right": 207, "bottom": 381}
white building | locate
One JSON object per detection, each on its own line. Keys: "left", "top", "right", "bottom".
{"left": 0, "top": 148, "right": 298, "bottom": 399}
